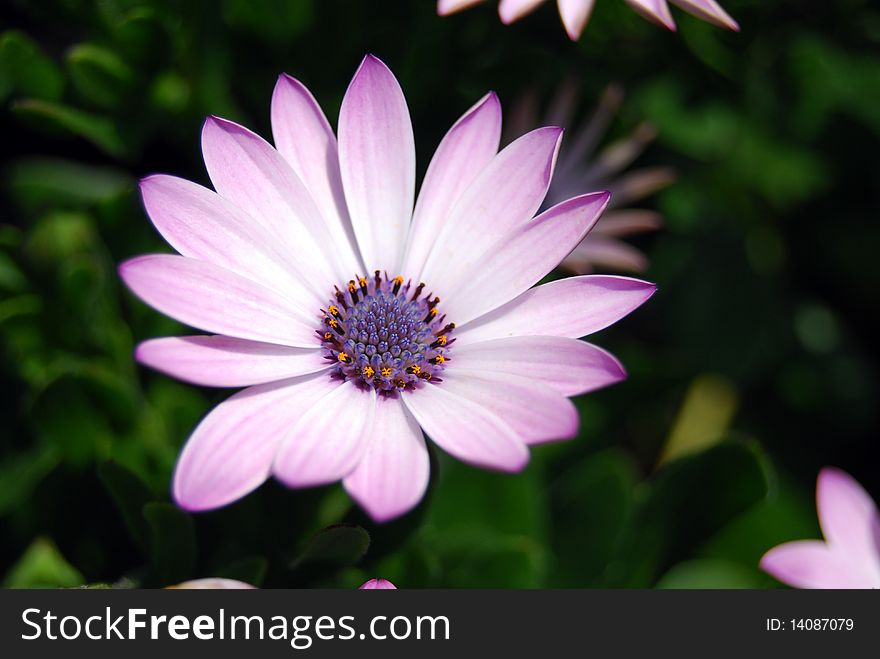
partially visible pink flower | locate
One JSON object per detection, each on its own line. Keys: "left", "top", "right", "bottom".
{"left": 167, "top": 578, "right": 256, "bottom": 589}
{"left": 359, "top": 578, "right": 397, "bottom": 589}
{"left": 760, "top": 468, "right": 880, "bottom": 589}
{"left": 121, "top": 55, "right": 655, "bottom": 524}
{"left": 506, "top": 81, "right": 673, "bottom": 274}
{"left": 438, "top": 0, "right": 739, "bottom": 40}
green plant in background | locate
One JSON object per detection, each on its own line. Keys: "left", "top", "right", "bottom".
{"left": 1, "top": 0, "right": 878, "bottom": 589}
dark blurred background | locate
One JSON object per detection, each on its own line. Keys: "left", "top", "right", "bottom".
{"left": 0, "top": 0, "right": 878, "bottom": 588}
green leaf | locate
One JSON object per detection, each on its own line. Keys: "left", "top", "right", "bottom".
{"left": 611, "top": 441, "right": 770, "bottom": 587}
{"left": 293, "top": 524, "right": 370, "bottom": 568}
{"left": 0, "top": 446, "right": 60, "bottom": 518}
{"left": 2, "top": 538, "right": 84, "bottom": 588}
{"left": 144, "top": 503, "right": 196, "bottom": 585}
{"left": 7, "top": 157, "right": 132, "bottom": 209}
{"left": 656, "top": 559, "right": 765, "bottom": 589}
{"left": 11, "top": 99, "right": 127, "bottom": 158}
{"left": 30, "top": 375, "right": 113, "bottom": 466}
{"left": 67, "top": 43, "right": 134, "bottom": 109}
{"left": 98, "top": 461, "right": 155, "bottom": 554}
{"left": 548, "top": 449, "right": 639, "bottom": 586}
{"left": 0, "top": 31, "right": 64, "bottom": 102}
{"left": 215, "top": 556, "right": 268, "bottom": 587}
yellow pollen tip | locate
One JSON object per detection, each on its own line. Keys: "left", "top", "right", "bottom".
{"left": 328, "top": 305, "right": 339, "bottom": 316}
{"left": 323, "top": 331, "right": 332, "bottom": 339}
{"left": 328, "top": 318, "right": 338, "bottom": 328}
{"left": 436, "top": 336, "right": 447, "bottom": 346}
{"left": 338, "top": 352, "right": 351, "bottom": 363}
{"left": 363, "top": 366, "right": 375, "bottom": 378}
{"left": 429, "top": 308, "right": 438, "bottom": 317}
{"left": 409, "top": 365, "right": 421, "bottom": 375}
{"left": 358, "top": 277, "right": 367, "bottom": 287}
{"left": 347, "top": 281, "right": 356, "bottom": 292}
{"left": 432, "top": 355, "right": 446, "bottom": 365}
{"left": 393, "top": 276, "right": 403, "bottom": 285}
{"left": 380, "top": 367, "right": 392, "bottom": 377}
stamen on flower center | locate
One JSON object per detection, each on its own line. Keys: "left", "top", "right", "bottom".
{"left": 317, "top": 271, "right": 455, "bottom": 397}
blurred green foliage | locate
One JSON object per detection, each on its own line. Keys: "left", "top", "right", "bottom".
{"left": 1, "top": 0, "right": 878, "bottom": 588}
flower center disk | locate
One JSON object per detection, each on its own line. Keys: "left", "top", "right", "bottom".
{"left": 319, "top": 271, "right": 454, "bottom": 396}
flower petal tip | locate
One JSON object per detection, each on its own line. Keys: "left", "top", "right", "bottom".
{"left": 359, "top": 578, "right": 397, "bottom": 590}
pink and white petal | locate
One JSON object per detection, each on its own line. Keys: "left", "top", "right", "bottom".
{"left": 624, "top": 0, "right": 676, "bottom": 30}
{"left": 273, "top": 382, "right": 376, "bottom": 488}
{"left": 201, "top": 117, "right": 348, "bottom": 290}
{"left": 136, "top": 336, "right": 328, "bottom": 388}
{"left": 556, "top": 0, "right": 595, "bottom": 40}
{"left": 404, "top": 384, "right": 529, "bottom": 472}
{"left": 271, "top": 74, "right": 363, "bottom": 272}
{"left": 343, "top": 398, "right": 429, "bottom": 522}
{"left": 169, "top": 579, "right": 256, "bottom": 589}
{"left": 451, "top": 336, "right": 626, "bottom": 396}
{"left": 760, "top": 540, "right": 880, "bottom": 589}
{"left": 173, "top": 373, "right": 337, "bottom": 511}
{"left": 455, "top": 275, "right": 656, "bottom": 344}
{"left": 817, "top": 468, "right": 880, "bottom": 573}
{"left": 359, "top": 579, "right": 397, "bottom": 589}
{"left": 402, "top": 92, "right": 501, "bottom": 278}
{"left": 670, "top": 0, "right": 739, "bottom": 30}
{"left": 562, "top": 235, "right": 648, "bottom": 274}
{"left": 419, "top": 127, "right": 563, "bottom": 289}
{"left": 119, "top": 255, "right": 317, "bottom": 348}
{"left": 338, "top": 55, "right": 415, "bottom": 274}
{"left": 499, "top": 0, "right": 547, "bottom": 23}
{"left": 139, "top": 175, "right": 319, "bottom": 310}
{"left": 442, "top": 191, "right": 609, "bottom": 326}
{"left": 440, "top": 370, "right": 578, "bottom": 445}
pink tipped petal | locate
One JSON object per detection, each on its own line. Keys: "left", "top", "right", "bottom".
{"left": 443, "top": 191, "right": 610, "bottom": 325}
{"left": 359, "top": 578, "right": 397, "bottom": 589}
{"left": 670, "top": 0, "right": 739, "bottom": 30}
{"left": 338, "top": 55, "right": 415, "bottom": 274}
{"left": 557, "top": 0, "right": 595, "bottom": 39}
{"left": 625, "top": 0, "right": 676, "bottom": 30}
{"left": 817, "top": 468, "right": 880, "bottom": 572}
{"left": 456, "top": 275, "right": 656, "bottom": 344}
{"left": 419, "top": 127, "right": 563, "bottom": 290}
{"left": 440, "top": 370, "right": 578, "bottom": 445}
{"left": 402, "top": 92, "right": 502, "bottom": 278}
{"left": 403, "top": 383, "right": 529, "bottom": 472}
{"left": 271, "top": 74, "right": 362, "bottom": 272}
{"left": 139, "top": 175, "right": 318, "bottom": 310}
{"left": 119, "top": 255, "right": 317, "bottom": 348}
{"left": 451, "top": 336, "right": 626, "bottom": 396}
{"left": 760, "top": 541, "right": 880, "bottom": 589}
{"left": 173, "top": 373, "right": 337, "bottom": 511}
{"left": 499, "top": 0, "right": 547, "bottom": 23}
{"left": 201, "top": 117, "right": 348, "bottom": 290}
{"left": 169, "top": 579, "right": 256, "bottom": 589}
{"left": 343, "top": 398, "right": 429, "bottom": 522}
{"left": 272, "top": 382, "right": 376, "bottom": 488}
{"left": 136, "top": 336, "right": 328, "bottom": 388}
{"left": 563, "top": 235, "right": 649, "bottom": 273}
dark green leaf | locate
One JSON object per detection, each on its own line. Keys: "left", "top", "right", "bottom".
{"left": 293, "top": 524, "right": 370, "bottom": 568}
{"left": 11, "top": 99, "right": 127, "bottom": 157}
{"left": 144, "top": 503, "right": 196, "bottom": 585}
{"left": 610, "top": 441, "right": 770, "bottom": 587}
{"left": 215, "top": 556, "right": 268, "bottom": 587}
{"left": 98, "top": 461, "right": 155, "bottom": 553}
{"left": 0, "top": 31, "right": 64, "bottom": 101}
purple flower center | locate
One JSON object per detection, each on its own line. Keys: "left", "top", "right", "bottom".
{"left": 319, "top": 271, "right": 454, "bottom": 397}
